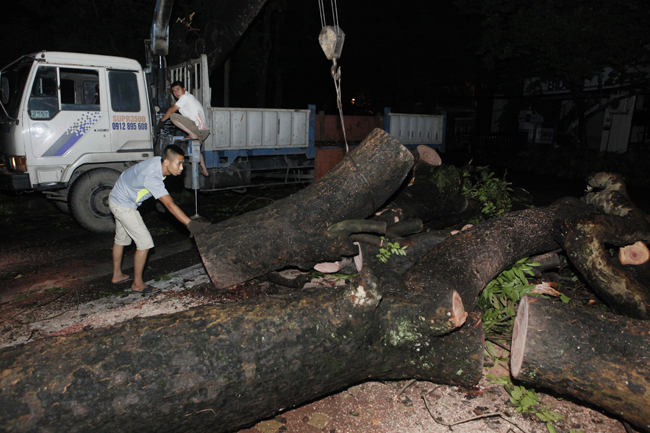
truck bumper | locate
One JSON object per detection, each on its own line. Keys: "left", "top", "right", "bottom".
{"left": 0, "top": 166, "right": 31, "bottom": 191}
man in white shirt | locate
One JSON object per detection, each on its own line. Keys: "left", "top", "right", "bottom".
{"left": 158, "top": 81, "right": 210, "bottom": 176}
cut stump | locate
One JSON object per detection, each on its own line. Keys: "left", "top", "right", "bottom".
{"left": 512, "top": 295, "right": 650, "bottom": 432}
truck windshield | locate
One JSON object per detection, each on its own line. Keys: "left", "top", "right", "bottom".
{"left": 0, "top": 57, "right": 33, "bottom": 120}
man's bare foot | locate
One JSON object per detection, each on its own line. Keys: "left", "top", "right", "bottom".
{"left": 112, "top": 274, "right": 131, "bottom": 284}
{"left": 131, "top": 284, "right": 160, "bottom": 294}
{"left": 131, "top": 283, "right": 148, "bottom": 292}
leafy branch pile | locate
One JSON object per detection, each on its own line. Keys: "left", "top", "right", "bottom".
{"left": 481, "top": 259, "right": 580, "bottom": 433}
{"left": 429, "top": 165, "right": 517, "bottom": 219}
{"left": 479, "top": 258, "right": 539, "bottom": 342}
{"left": 487, "top": 375, "right": 576, "bottom": 433}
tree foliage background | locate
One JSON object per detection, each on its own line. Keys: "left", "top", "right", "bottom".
{"left": 2, "top": 0, "right": 650, "bottom": 125}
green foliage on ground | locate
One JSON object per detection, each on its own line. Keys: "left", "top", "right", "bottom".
{"left": 463, "top": 167, "right": 514, "bottom": 218}
{"left": 481, "top": 259, "right": 583, "bottom": 433}
{"left": 479, "top": 258, "right": 539, "bottom": 340}
{"left": 486, "top": 375, "right": 572, "bottom": 433}
{"left": 376, "top": 239, "right": 408, "bottom": 263}
{"left": 429, "top": 165, "right": 517, "bottom": 220}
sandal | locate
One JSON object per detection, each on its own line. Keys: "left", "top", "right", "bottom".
{"left": 132, "top": 285, "right": 160, "bottom": 294}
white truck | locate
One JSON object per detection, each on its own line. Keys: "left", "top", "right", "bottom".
{"left": 0, "top": 51, "right": 158, "bottom": 233}
{"left": 0, "top": 51, "right": 316, "bottom": 234}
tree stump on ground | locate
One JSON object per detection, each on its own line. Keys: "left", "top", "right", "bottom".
{"left": 512, "top": 295, "right": 650, "bottom": 432}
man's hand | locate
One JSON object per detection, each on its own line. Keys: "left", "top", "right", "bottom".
{"left": 187, "top": 218, "right": 211, "bottom": 238}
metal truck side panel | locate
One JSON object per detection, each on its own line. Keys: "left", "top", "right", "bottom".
{"left": 207, "top": 107, "right": 310, "bottom": 151}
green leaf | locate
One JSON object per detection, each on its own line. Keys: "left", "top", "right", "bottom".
{"left": 485, "top": 341, "right": 498, "bottom": 357}
{"left": 510, "top": 386, "right": 524, "bottom": 400}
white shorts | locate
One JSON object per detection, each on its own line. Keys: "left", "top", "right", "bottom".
{"left": 109, "top": 198, "right": 155, "bottom": 250}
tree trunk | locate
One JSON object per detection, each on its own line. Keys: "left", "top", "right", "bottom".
{"left": 559, "top": 214, "right": 650, "bottom": 319}
{"left": 356, "top": 230, "right": 453, "bottom": 276}
{"left": 168, "top": 0, "right": 269, "bottom": 76}
{"left": 511, "top": 295, "right": 650, "bottom": 432}
{"left": 404, "top": 197, "right": 594, "bottom": 311}
{"left": 558, "top": 172, "right": 650, "bottom": 319}
{"left": 0, "top": 269, "right": 482, "bottom": 433}
{"left": 377, "top": 157, "right": 468, "bottom": 225}
{"left": 195, "top": 128, "right": 414, "bottom": 289}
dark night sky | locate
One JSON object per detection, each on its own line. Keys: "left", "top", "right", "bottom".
{"left": 6, "top": 1, "right": 648, "bottom": 122}
{"left": 0, "top": 0, "right": 483, "bottom": 115}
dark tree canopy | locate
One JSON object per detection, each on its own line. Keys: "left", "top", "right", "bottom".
{"left": 457, "top": 0, "right": 650, "bottom": 93}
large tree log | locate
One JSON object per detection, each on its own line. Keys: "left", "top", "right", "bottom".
{"left": 195, "top": 128, "right": 414, "bottom": 289}
{"left": 511, "top": 295, "right": 650, "bottom": 432}
{"left": 0, "top": 269, "right": 481, "bottom": 433}
{"left": 375, "top": 156, "right": 468, "bottom": 225}
{"left": 404, "top": 197, "right": 594, "bottom": 311}
{"left": 558, "top": 172, "right": 650, "bottom": 319}
{"left": 356, "top": 230, "right": 453, "bottom": 276}
{"left": 558, "top": 213, "right": 650, "bottom": 319}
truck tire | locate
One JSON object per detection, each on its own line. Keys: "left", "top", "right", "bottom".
{"left": 69, "top": 168, "right": 121, "bottom": 233}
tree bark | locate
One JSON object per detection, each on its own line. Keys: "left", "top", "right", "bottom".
{"left": 168, "top": 0, "right": 268, "bottom": 75}
{"left": 195, "top": 128, "right": 414, "bottom": 289}
{"left": 558, "top": 214, "right": 650, "bottom": 319}
{"left": 512, "top": 295, "right": 650, "bottom": 432}
{"left": 356, "top": 230, "right": 453, "bottom": 276}
{"left": 404, "top": 197, "right": 594, "bottom": 311}
{"left": 0, "top": 269, "right": 481, "bottom": 433}
{"left": 558, "top": 172, "right": 650, "bottom": 319}
{"left": 377, "top": 159, "right": 468, "bottom": 225}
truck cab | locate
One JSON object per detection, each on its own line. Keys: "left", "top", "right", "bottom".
{"left": 0, "top": 51, "right": 155, "bottom": 232}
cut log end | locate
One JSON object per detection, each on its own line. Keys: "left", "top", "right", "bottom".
{"left": 452, "top": 290, "right": 468, "bottom": 327}
{"left": 619, "top": 241, "right": 650, "bottom": 265}
{"left": 313, "top": 262, "right": 341, "bottom": 273}
{"left": 416, "top": 145, "right": 442, "bottom": 166}
{"left": 510, "top": 295, "right": 530, "bottom": 378}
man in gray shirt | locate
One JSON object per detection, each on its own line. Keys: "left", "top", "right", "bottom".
{"left": 109, "top": 145, "right": 209, "bottom": 293}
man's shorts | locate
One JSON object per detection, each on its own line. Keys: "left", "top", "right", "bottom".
{"left": 109, "top": 198, "right": 155, "bottom": 250}
{"left": 170, "top": 113, "right": 210, "bottom": 141}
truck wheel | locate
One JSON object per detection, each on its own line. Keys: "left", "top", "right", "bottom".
{"left": 69, "top": 168, "right": 121, "bottom": 233}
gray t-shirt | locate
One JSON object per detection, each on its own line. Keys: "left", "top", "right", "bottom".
{"left": 109, "top": 157, "right": 169, "bottom": 209}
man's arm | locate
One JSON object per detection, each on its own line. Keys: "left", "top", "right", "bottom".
{"left": 160, "top": 104, "right": 180, "bottom": 122}
{"left": 158, "top": 194, "right": 191, "bottom": 226}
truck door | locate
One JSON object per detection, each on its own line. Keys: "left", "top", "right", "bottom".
{"left": 107, "top": 70, "right": 151, "bottom": 152}
{"left": 26, "top": 65, "right": 111, "bottom": 185}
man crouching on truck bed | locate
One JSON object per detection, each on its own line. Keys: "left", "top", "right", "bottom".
{"left": 157, "top": 80, "right": 210, "bottom": 177}
{"left": 108, "top": 145, "right": 210, "bottom": 294}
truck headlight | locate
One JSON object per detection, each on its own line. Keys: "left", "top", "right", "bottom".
{"left": 10, "top": 156, "right": 27, "bottom": 172}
